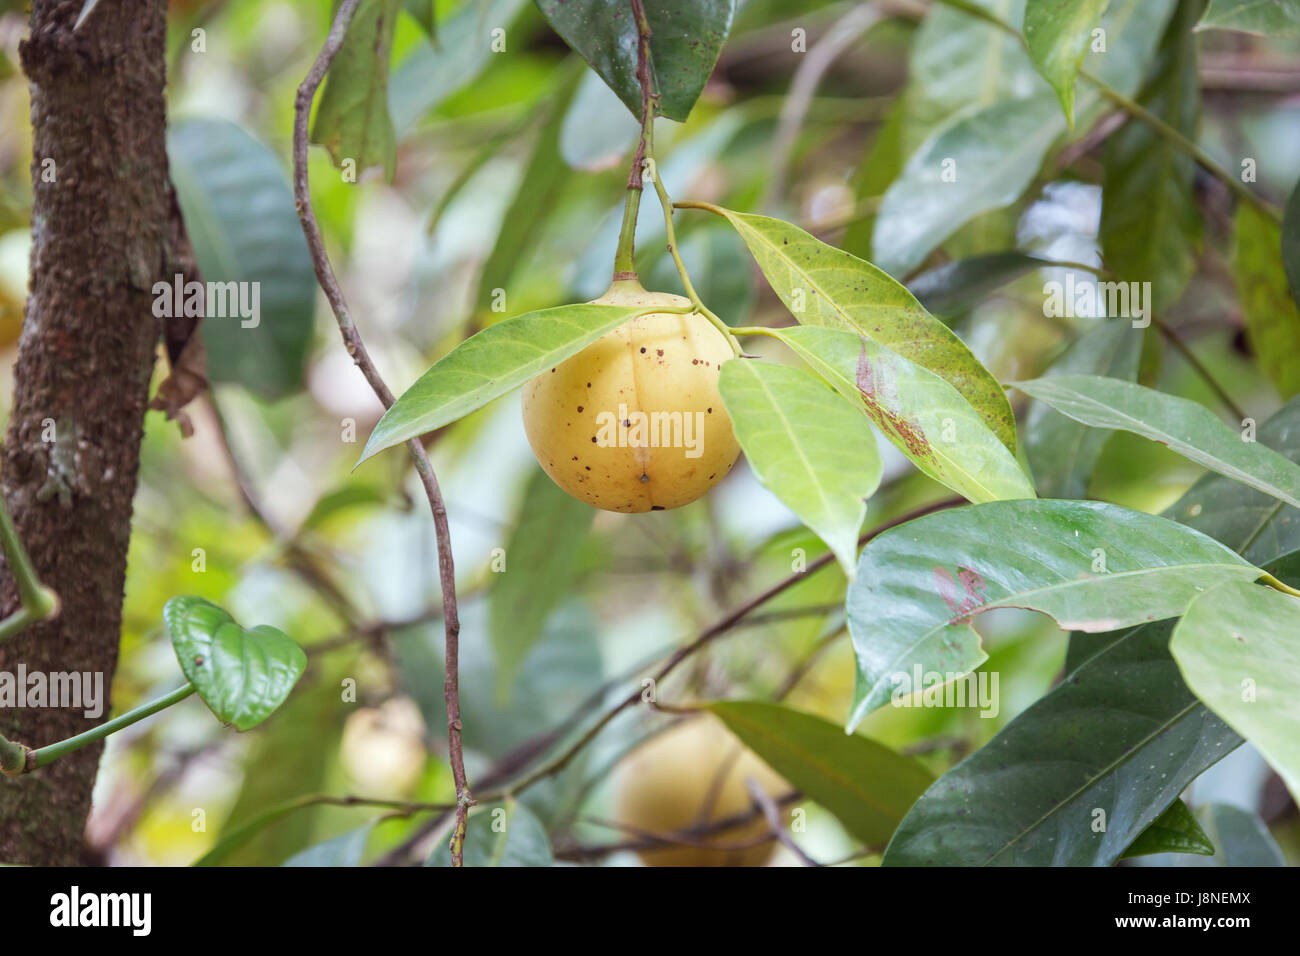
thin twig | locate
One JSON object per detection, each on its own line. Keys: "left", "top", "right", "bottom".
{"left": 746, "top": 776, "right": 819, "bottom": 866}
{"left": 292, "top": 0, "right": 471, "bottom": 865}
{"left": 1153, "top": 317, "right": 1247, "bottom": 422}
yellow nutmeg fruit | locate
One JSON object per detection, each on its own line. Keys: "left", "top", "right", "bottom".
{"left": 521, "top": 283, "right": 740, "bottom": 513}
{"left": 614, "top": 716, "right": 787, "bottom": 867}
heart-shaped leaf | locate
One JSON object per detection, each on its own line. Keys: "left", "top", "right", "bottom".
{"left": 164, "top": 596, "right": 307, "bottom": 732}
{"left": 846, "top": 499, "right": 1262, "bottom": 728}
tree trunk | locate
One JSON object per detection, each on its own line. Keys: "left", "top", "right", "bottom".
{"left": 0, "top": 0, "right": 172, "bottom": 864}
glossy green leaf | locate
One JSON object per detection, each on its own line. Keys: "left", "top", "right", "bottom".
{"left": 765, "top": 326, "right": 1035, "bottom": 503}
{"left": 1011, "top": 374, "right": 1300, "bottom": 508}
{"left": 873, "top": 0, "right": 1176, "bottom": 277}
{"left": 1122, "top": 799, "right": 1215, "bottom": 858}
{"left": 473, "top": 63, "right": 581, "bottom": 311}
{"left": 719, "top": 359, "right": 882, "bottom": 575}
{"left": 1197, "top": 0, "right": 1300, "bottom": 35}
{"left": 1099, "top": 0, "right": 1202, "bottom": 312}
{"left": 312, "top": 0, "right": 400, "bottom": 180}
{"left": 359, "top": 303, "right": 652, "bottom": 462}
{"left": 846, "top": 499, "right": 1261, "bottom": 728}
{"left": 390, "top": 0, "right": 531, "bottom": 130}
{"left": 709, "top": 700, "right": 934, "bottom": 847}
{"left": 164, "top": 596, "right": 307, "bottom": 732}
{"left": 1023, "top": 323, "right": 1142, "bottom": 499}
{"left": 1234, "top": 201, "right": 1300, "bottom": 398}
{"left": 1023, "top": 0, "right": 1109, "bottom": 125}
{"left": 281, "top": 823, "right": 374, "bottom": 866}
{"left": 882, "top": 618, "right": 1239, "bottom": 865}
{"left": 489, "top": 467, "right": 595, "bottom": 701}
{"left": 535, "top": 0, "right": 734, "bottom": 122}
{"left": 167, "top": 119, "right": 317, "bottom": 399}
{"left": 907, "top": 251, "right": 1045, "bottom": 318}
{"left": 426, "top": 799, "right": 553, "bottom": 866}
{"left": 703, "top": 207, "right": 1016, "bottom": 452}
{"left": 1172, "top": 578, "right": 1300, "bottom": 803}
{"left": 1193, "top": 803, "right": 1286, "bottom": 865}
{"left": 896, "top": 400, "right": 1300, "bottom": 868}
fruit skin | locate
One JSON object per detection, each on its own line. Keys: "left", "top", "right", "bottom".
{"left": 521, "top": 282, "right": 740, "bottom": 513}
{"left": 614, "top": 715, "right": 786, "bottom": 867}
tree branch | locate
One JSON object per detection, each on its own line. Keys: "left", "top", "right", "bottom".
{"left": 291, "top": 0, "right": 472, "bottom": 866}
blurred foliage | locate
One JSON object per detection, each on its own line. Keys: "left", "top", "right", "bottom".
{"left": 0, "top": 0, "right": 1297, "bottom": 866}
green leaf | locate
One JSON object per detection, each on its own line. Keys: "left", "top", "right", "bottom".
{"left": 846, "top": 499, "right": 1261, "bottom": 728}
{"left": 311, "top": 0, "right": 400, "bottom": 181}
{"left": 534, "top": 0, "right": 735, "bottom": 122}
{"left": 907, "top": 251, "right": 1046, "bottom": 318}
{"left": 1194, "top": 803, "right": 1286, "bottom": 865}
{"left": 1023, "top": 0, "right": 1109, "bottom": 125}
{"left": 1198, "top": 0, "right": 1300, "bottom": 35}
{"left": 708, "top": 701, "right": 934, "bottom": 847}
{"left": 1234, "top": 201, "right": 1300, "bottom": 398}
{"left": 359, "top": 303, "right": 651, "bottom": 462}
{"left": 167, "top": 119, "right": 317, "bottom": 399}
{"left": 1172, "top": 577, "right": 1300, "bottom": 803}
{"left": 882, "top": 618, "right": 1238, "bottom": 865}
{"left": 701, "top": 207, "right": 1017, "bottom": 453}
{"left": 1010, "top": 374, "right": 1300, "bottom": 508}
{"left": 764, "top": 326, "right": 1035, "bottom": 503}
{"left": 473, "top": 63, "right": 581, "bottom": 311}
{"left": 1122, "top": 799, "right": 1215, "bottom": 858}
{"left": 282, "top": 823, "right": 374, "bottom": 866}
{"left": 1099, "top": 0, "right": 1203, "bottom": 312}
{"left": 489, "top": 467, "right": 595, "bottom": 700}
{"left": 873, "top": 0, "right": 1176, "bottom": 277}
{"left": 426, "top": 799, "right": 553, "bottom": 866}
{"left": 901, "top": 0, "right": 1039, "bottom": 155}
{"left": 402, "top": 0, "right": 436, "bottom": 39}
{"left": 894, "top": 399, "right": 1300, "bottom": 868}
{"left": 1284, "top": 178, "right": 1300, "bottom": 314}
{"left": 390, "top": 0, "right": 531, "bottom": 130}
{"left": 1023, "top": 322, "right": 1142, "bottom": 499}
{"left": 719, "top": 359, "right": 881, "bottom": 575}
{"left": 164, "top": 596, "right": 307, "bottom": 732}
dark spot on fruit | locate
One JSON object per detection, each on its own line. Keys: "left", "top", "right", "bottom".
{"left": 591, "top": 437, "right": 597, "bottom": 443}
{"left": 707, "top": 407, "right": 713, "bottom": 413}
{"left": 640, "top": 473, "right": 649, "bottom": 483}
{"left": 586, "top": 382, "right": 591, "bottom": 387}
{"left": 657, "top": 349, "right": 664, "bottom": 356}
{"left": 585, "top": 466, "right": 591, "bottom": 471}
{"left": 577, "top": 405, "right": 584, "bottom": 412}
{"left": 640, "top": 347, "right": 646, "bottom": 353}
{"left": 651, "top": 505, "right": 665, "bottom": 511}
{"left": 551, "top": 368, "right": 556, "bottom": 373}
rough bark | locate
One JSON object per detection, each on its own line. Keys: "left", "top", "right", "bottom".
{"left": 0, "top": 0, "right": 173, "bottom": 864}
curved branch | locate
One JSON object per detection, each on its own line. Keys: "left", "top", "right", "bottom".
{"left": 291, "top": 0, "right": 472, "bottom": 866}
